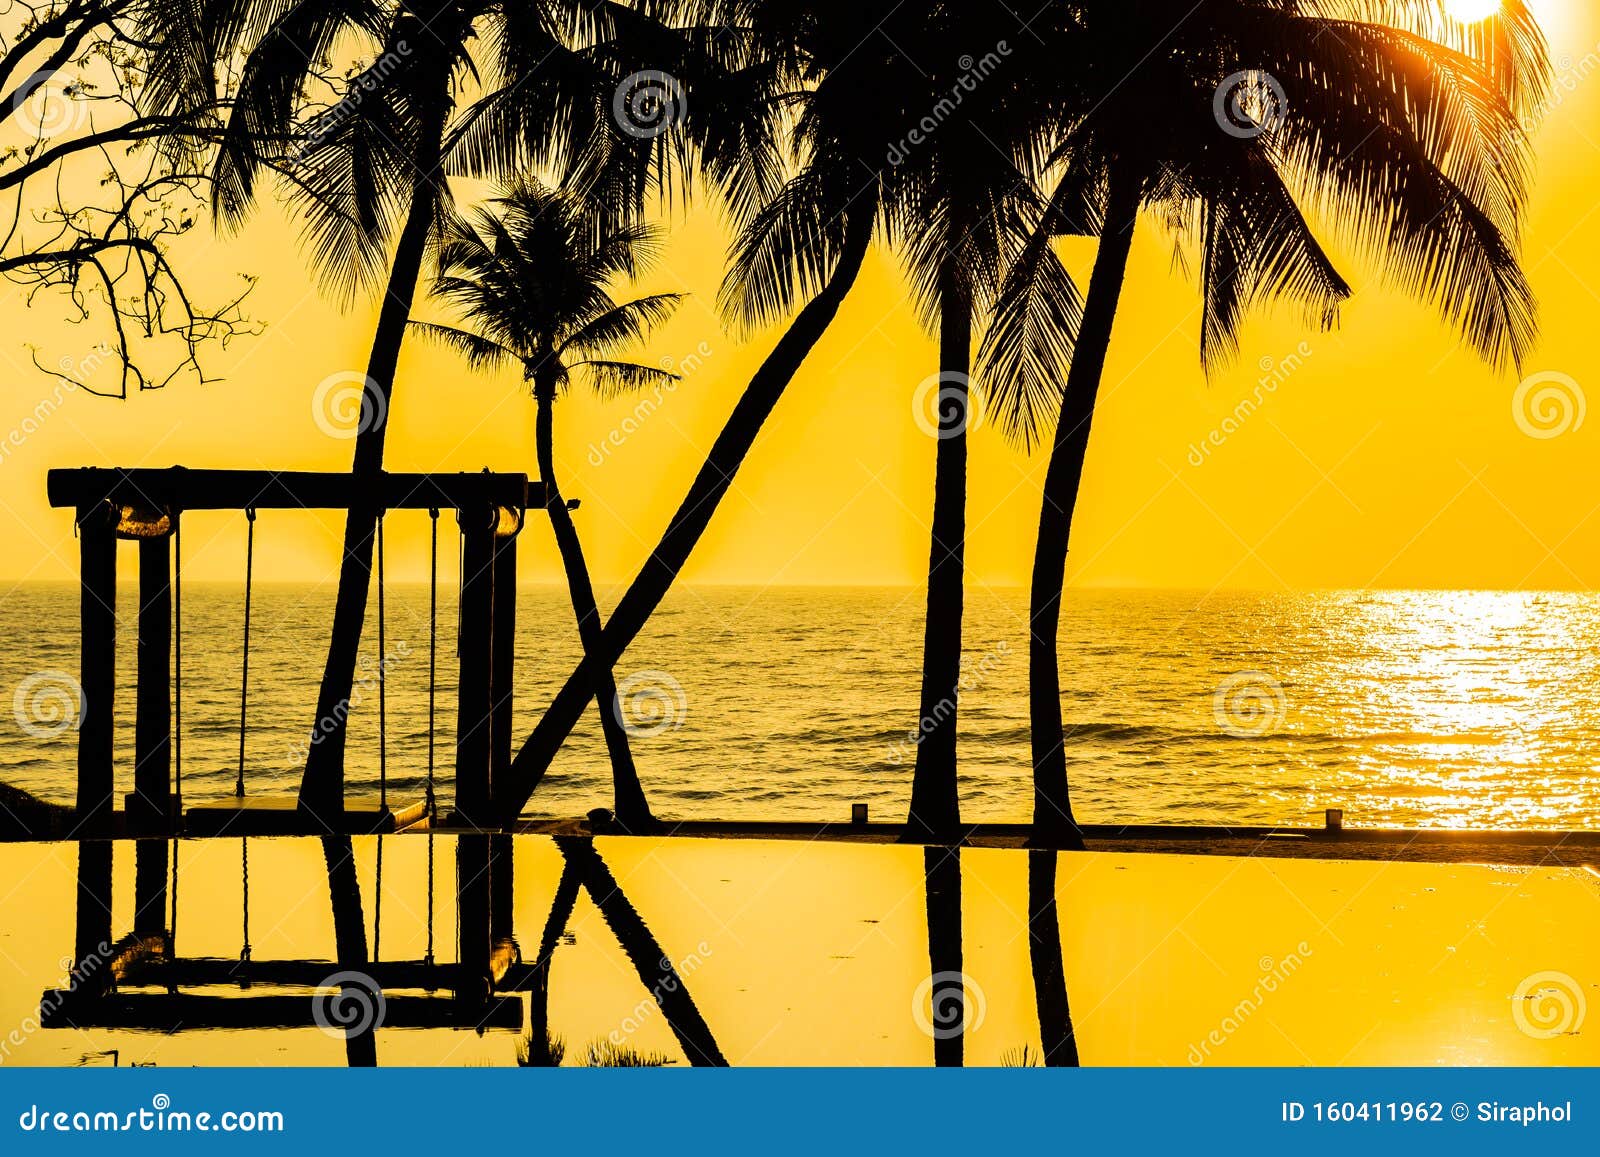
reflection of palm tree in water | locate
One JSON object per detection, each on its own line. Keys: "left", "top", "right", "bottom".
{"left": 1027, "top": 849, "right": 1078, "bottom": 1066}
{"left": 922, "top": 846, "right": 1079, "bottom": 1067}
{"left": 322, "top": 835, "right": 377, "bottom": 1068}
{"left": 523, "top": 838, "right": 726, "bottom": 1067}
{"left": 923, "top": 846, "right": 964, "bottom": 1067}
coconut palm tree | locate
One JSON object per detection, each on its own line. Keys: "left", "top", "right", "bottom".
{"left": 1014, "top": 1, "right": 1548, "bottom": 845}
{"left": 892, "top": 4, "right": 1084, "bottom": 843}
{"left": 496, "top": 0, "right": 1084, "bottom": 830}
{"left": 413, "top": 181, "right": 684, "bottom": 830}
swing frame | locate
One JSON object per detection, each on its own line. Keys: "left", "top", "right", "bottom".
{"left": 46, "top": 466, "right": 541, "bottom": 840}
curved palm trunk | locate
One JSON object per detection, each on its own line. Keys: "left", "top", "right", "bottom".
{"left": 533, "top": 383, "right": 654, "bottom": 830}
{"left": 905, "top": 270, "right": 971, "bottom": 843}
{"left": 1029, "top": 164, "right": 1142, "bottom": 848}
{"left": 298, "top": 53, "right": 451, "bottom": 820}
{"left": 495, "top": 203, "right": 878, "bottom": 823}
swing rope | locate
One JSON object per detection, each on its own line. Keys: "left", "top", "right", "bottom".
{"left": 425, "top": 507, "right": 439, "bottom": 967}
{"left": 377, "top": 511, "right": 387, "bottom": 813}
{"left": 372, "top": 511, "right": 387, "bottom": 962}
{"left": 169, "top": 514, "right": 182, "bottom": 967}
{"left": 237, "top": 508, "right": 255, "bottom": 968}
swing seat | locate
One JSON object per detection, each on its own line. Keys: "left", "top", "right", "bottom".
{"left": 182, "top": 795, "right": 429, "bottom": 838}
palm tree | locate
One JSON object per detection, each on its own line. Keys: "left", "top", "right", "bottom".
{"left": 493, "top": 0, "right": 919, "bottom": 821}
{"left": 413, "top": 181, "right": 684, "bottom": 830}
{"left": 893, "top": 4, "right": 1084, "bottom": 843}
{"left": 496, "top": 0, "right": 1083, "bottom": 829}
{"left": 1015, "top": 1, "right": 1548, "bottom": 845}
{"left": 144, "top": 1, "right": 685, "bottom": 819}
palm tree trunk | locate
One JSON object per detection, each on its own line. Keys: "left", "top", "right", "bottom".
{"left": 1029, "top": 163, "right": 1142, "bottom": 847}
{"left": 297, "top": 58, "right": 450, "bottom": 820}
{"left": 533, "top": 382, "right": 654, "bottom": 830}
{"left": 495, "top": 202, "right": 878, "bottom": 823}
{"left": 905, "top": 267, "right": 971, "bottom": 843}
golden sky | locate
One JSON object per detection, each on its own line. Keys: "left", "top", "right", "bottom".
{"left": 1, "top": 0, "right": 1596, "bottom": 593}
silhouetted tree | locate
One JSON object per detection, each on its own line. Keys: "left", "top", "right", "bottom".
{"left": 1013, "top": 1, "right": 1548, "bottom": 845}
{"left": 415, "top": 180, "right": 685, "bottom": 829}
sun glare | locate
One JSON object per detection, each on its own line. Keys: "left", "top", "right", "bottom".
{"left": 1444, "top": 0, "right": 1502, "bottom": 21}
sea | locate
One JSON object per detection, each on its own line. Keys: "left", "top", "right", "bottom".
{"left": 3, "top": 583, "right": 1597, "bottom": 830}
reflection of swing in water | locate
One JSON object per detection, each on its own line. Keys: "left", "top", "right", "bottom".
{"left": 42, "top": 468, "right": 549, "bottom": 1038}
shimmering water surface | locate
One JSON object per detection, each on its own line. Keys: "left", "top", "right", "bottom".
{"left": 3, "top": 583, "right": 1598, "bottom": 829}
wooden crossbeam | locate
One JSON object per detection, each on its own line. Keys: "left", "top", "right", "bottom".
{"left": 47, "top": 467, "right": 546, "bottom": 512}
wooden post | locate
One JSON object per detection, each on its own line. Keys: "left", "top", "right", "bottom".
{"left": 131, "top": 535, "right": 172, "bottom": 828}
{"left": 490, "top": 525, "right": 516, "bottom": 808}
{"left": 454, "top": 507, "right": 495, "bottom": 828}
{"left": 76, "top": 502, "right": 117, "bottom": 835}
